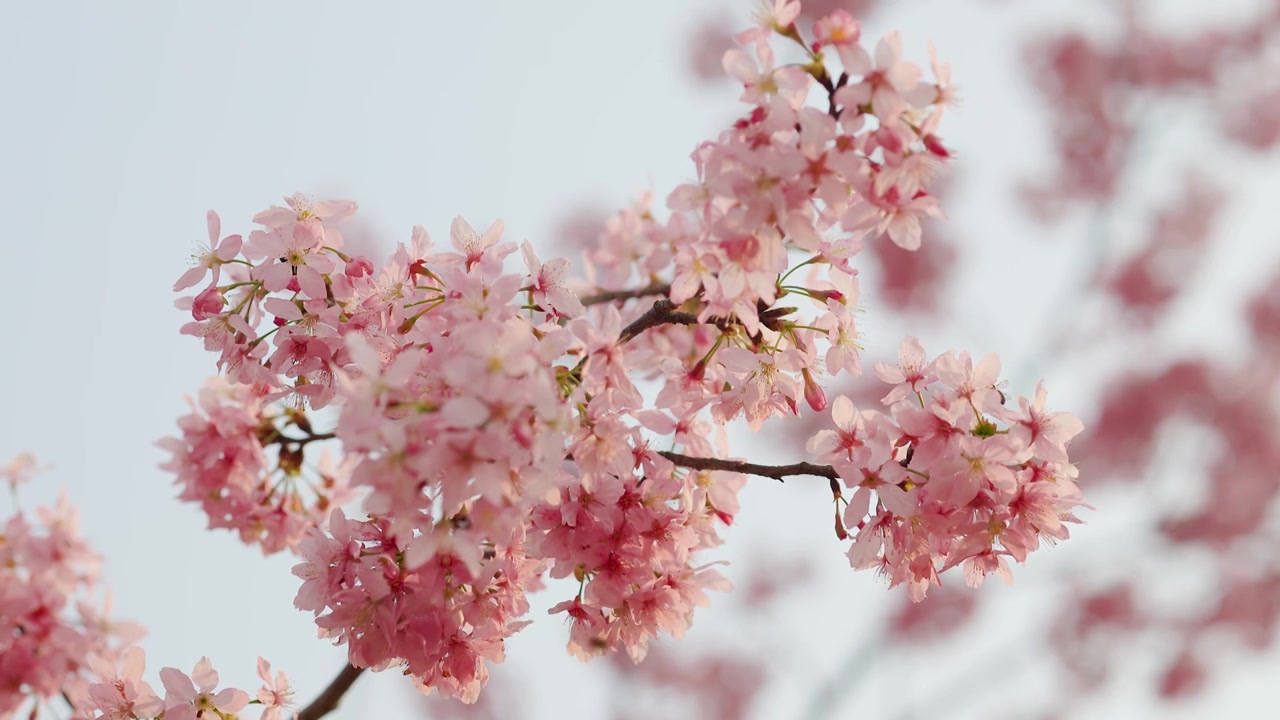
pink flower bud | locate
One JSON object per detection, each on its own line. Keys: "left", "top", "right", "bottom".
{"left": 810, "top": 289, "right": 845, "bottom": 304}
{"left": 286, "top": 276, "right": 302, "bottom": 293}
{"left": 191, "top": 286, "right": 225, "bottom": 321}
{"left": 923, "top": 133, "right": 951, "bottom": 158}
{"left": 345, "top": 256, "right": 374, "bottom": 278}
{"left": 689, "top": 359, "right": 708, "bottom": 383}
{"left": 802, "top": 368, "right": 828, "bottom": 412}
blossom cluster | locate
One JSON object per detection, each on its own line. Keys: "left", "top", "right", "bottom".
{"left": 159, "top": 0, "right": 1086, "bottom": 705}
{"left": 809, "top": 338, "right": 1087, "bottom": 600}
{"left": 581, "top": 2, "right": 956, "bottom": 431}
{"left": 0, "top": 466, "right": 144, "bottom": 718}
{"left": 158, "top": 376, "right": 356, "bottom": 554}
{"left": 74, "top": 650, "right": 294, "bottom": 720}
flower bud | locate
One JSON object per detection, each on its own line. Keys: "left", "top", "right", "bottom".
{"left": 802, "top": 368, "right": 828, "bottom": 412}
{"left": 687, "top": 359, "right": 708, "bottom": 384}
{"left": 809, "top": 288, "right": 845, "bottom": 304}
{"left": 191, "top": 286, "right": 225, "bottom": 321}
{"left": 345, "top": 256, "right": 374, "bottom": 278}
{"left": 923, "top": 133, "right": 951, "bottom": 158}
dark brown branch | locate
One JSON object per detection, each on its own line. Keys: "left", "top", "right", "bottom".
{"left": 659, "top": 450, "right": 838, "bottom": 482}
{"left": 298, "top": 663, "right": 366, "bottom": 720}
{"left": 580, "top": 281, "right": 671, "bottom": 307}
{"left": 617, "top": 299, "right": 733, "bottom": 344}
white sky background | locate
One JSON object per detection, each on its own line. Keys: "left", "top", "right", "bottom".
{"left": 1, "top": 0, "right": 1277, "bottom": 718}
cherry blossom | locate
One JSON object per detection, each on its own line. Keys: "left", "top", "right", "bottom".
{"left": 140, "top": 1, "right": 1092, "bottom": 710}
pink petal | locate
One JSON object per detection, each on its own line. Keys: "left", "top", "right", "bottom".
{"left": 831, "top": 394, "right": 856, "bottom": 428}
{"left": 159, "top": 667, "right": 196, "bottom": 701}
{"left": 442, "top": 396, "right": 489, "bottom": 428}
{"left": 722, "top": 49, "right": 758, "bottom": 84}
{"left": 314, "top": 200, "right": 357, "bottom": 223}
{"left": 451, "top": 216, "right": 478, "bottom": 252}
{"left": 173, "top": 266, "right": 207, "bottom": 292}
{"left": 521, "top": 240, "right": 541, "bottom": 275}
{"left": 875, "top": 32, "right": 903, "bottom": 70}
{"left": 191, "top": 657, "right": 218, "bottom": 693}
{"left": 900, "top": 336, "right": 925, "bottom": 367}
{"left": 86, "top": 654, "right": 118, "bottom": 681}
{"left": 121, "top": 647, "right": 147, "bottom": 683}
{"left": 212, "top": 688, "right": 250, "bottom": 712}
{"left": 253, "top": 207, "right": 295, "bottom": 228}
{"left": 206, "top": 210, "right": 221, "bottom": 244}
{"left": 837, "top": 44, "right": 873, "bottom": 77}
{"left": 261, "top": 262, "right": 294, "bottom": 293}
{"left": 215, "top": 234, "right": 243, "bottom": 261}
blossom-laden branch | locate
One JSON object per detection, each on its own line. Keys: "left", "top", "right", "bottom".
{"left": 660, "top": 450, "right": 839, "bottom": 482}
{"left": 150, "top": 0, "right": 1086, "bottom": 709}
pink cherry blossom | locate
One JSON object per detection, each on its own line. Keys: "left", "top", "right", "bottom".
{"left": 85, "top": 647, "right": 165, "bottom": 720}
{"left": 1, "top": 452, "right": 44, "bottom": 490}
{"left": 149, "top": 4, "right": 1090, "bottom": 704}
{"left": 874, "top": 335, "right": 933, "bottom": 404}
{"left": 159, "top": 657, "right": 250, "bottom": 720}
{"left": 174, "top": 210, "right": 243, "bottom": 292}
{"left": 256, "top": 657, "right": 296, "bottom": 720}
{"left": 522, "top": 241, "right": 585, "bottom": 318}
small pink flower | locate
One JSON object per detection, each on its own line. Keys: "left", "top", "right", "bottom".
{"left": 159, "top": 657, "right": 249, "bottom": 720}
{"left": 874, "top": 336, "right": 933, "bottom": 404}
{"left": 1002, "top": 381, "right": 1085, "bottom": 463}
{"left": 737, "top": 0, "right": 802, "bottom": 45}
{"left": 522, "top": 241, "right": 585, "bottom": 318}
{"left": 175, "top": 210, "right": 243, "bottom": 292}
{"left": 1, "top": 452, "right": 44, "bottom": 489}
{"left": 451, "top": 216, "right": 506, "bottom": 270}
{"left": 722, "top": 43, "right": 812, "bottom": 108}
{"left": 85, "top": 647, "right": 165, "bottom": 720}
{"left": 254, "top": 223, "right": 335, "bottom": 299}
{"left": 256, "top": 657, "right": 295, "bottom": 720}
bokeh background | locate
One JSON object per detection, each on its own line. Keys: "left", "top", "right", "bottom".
{"left": 3, "top": 0, "right": 1278, "bottom": 717}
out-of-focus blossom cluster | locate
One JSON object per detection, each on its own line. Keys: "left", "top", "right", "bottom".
{"left": 0, "top": 459, "right": 144, "bottom": 718}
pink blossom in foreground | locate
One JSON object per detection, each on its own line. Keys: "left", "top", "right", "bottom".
{"left": 84, "top": 647, "right": 164, "bottom": 720}
{"left": 159, "top": 657, "right": 250, "bottom": 720}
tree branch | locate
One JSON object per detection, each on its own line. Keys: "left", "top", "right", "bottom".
{"left": 580, "top": 281, "right": 671, "bottom": 307}
{"left": 298, "top": 663, "right": 366, "bottom": 720}
{"left": 617, "top": 299, "right": 733, "bottom": 344}
{"left": 658, "top": 450, "right": 839, "bottom": 482}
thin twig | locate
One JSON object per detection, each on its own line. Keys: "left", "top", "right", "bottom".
{"left": 659, "top": 450, "right": 839, "bottom": 482}
{"left": 297, "top": 663, "right": 366, "bottom": 720}
{"left": 580, "top": 281, "right": 671, "bottom": 307}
